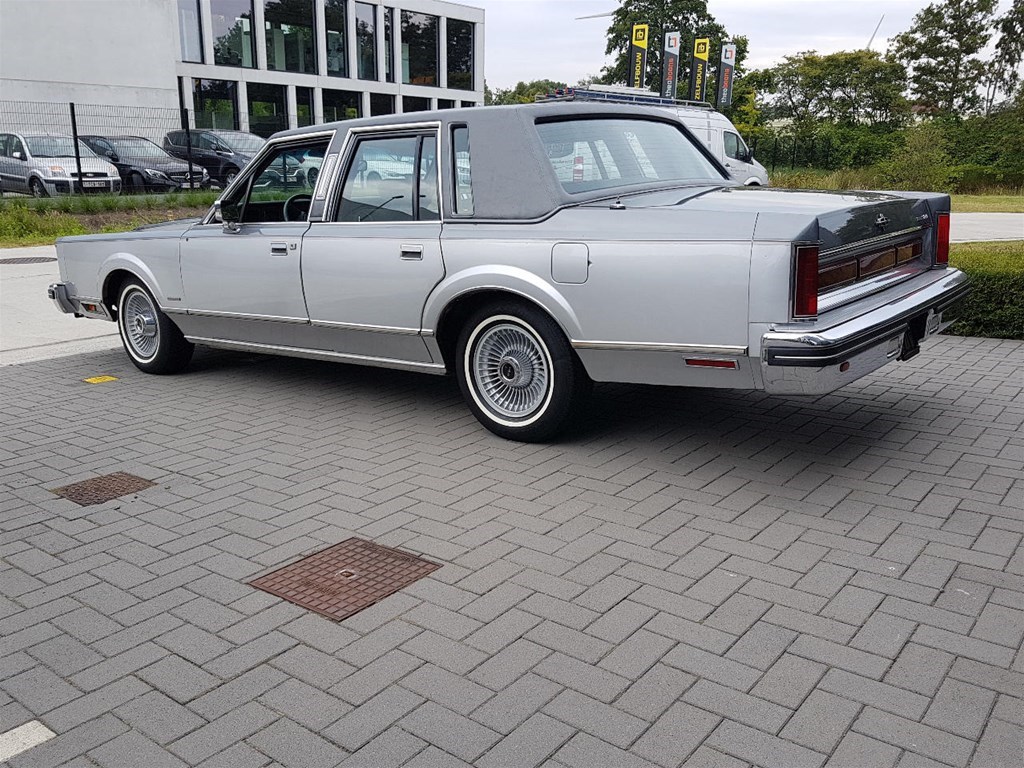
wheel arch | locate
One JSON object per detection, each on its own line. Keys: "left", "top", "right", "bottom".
{"left": 427, "top": 269, "right": 583, "bottom": 372}
{"left": 100, "top": 261, "right": 162, "bottom": 317}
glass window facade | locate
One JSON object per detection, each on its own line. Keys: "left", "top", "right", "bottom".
{"left": 323, "top": 89, "right": 361, "bottom": 121}
{"left": 383, "top": 7, "right": 395, "bottom": 83}
{"left": 264, "top": 0, "right": 316, "bottom": 74}
{"left": 447, "top": 19, "right": 473, "bottom": 91}
{"left": 193, "top": 79, "right": 239, "bottom": 129}
{"left": 403, "top": 96, "right": 431, "bottom": 113}
{"left": 401, "top": 11, "right": 438, "bottom": 86}
{"left": 324, "top": 0, "right": 347, "bottom": 77}
{"left": 437, "top": 98, "right": 455, "bottom": 109}
{"left": 370, "top": 93, "right": 394, "bottom": 116}
{"left": 248, "top": 82, "right": 288, "bottom": 137}
{"left": 211, "top": 0, "right": 255, "bottom": 67}
{"left": 296, "top": 86, "right": 315, "bottom": 127}
{"left": 177, "top": 0, "right": 203, "bottom": 63}
{"left": 355, "top": 2, "right": 376, "bottom": 80}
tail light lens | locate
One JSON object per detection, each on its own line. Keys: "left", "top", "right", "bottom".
{"left": 935, "top": 212, "right": 950, "bottom": 266}
{"left": 793, "top": 244, "right": 819, "bottom": 319}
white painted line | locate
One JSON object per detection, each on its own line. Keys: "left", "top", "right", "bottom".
{"left": 0, "top": 720, "right": 57, "bottom": 762}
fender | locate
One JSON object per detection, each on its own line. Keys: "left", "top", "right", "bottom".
{"left": 422, "top": 265, "right": 584, "bottom": 341}
{"left": 98, "top": 252, "right": 169, "bottom": 309}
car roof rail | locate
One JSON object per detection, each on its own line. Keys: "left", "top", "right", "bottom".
{"left": 535, "top": 85, "right": 714, "bottom": 110}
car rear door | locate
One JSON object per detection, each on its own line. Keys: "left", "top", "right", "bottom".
{"left": 300, "top": 127, "right": 443, "bottom": 364}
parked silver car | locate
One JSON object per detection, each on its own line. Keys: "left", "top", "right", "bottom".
{"left": 49, "top": 103, "right": 968, "bottom": 441}
{"left": 0, "top": 133, "right": 121, "bottom": 196}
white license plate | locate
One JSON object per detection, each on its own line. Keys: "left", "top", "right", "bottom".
{"left": 83, "top": 181, "right": 106, "bottom": 188}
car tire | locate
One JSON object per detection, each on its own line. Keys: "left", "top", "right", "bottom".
{"left": 128, "top": 172, "right": 146, "bottom": 195}
{"left": 29, "top": 178, "right": 48, "bottom": 198}
{"left": 456, "top": 301, "right": 591, "bottom": 442}
{"left": 224, "top": 167, "right": 239, "bottom": 185}
{"left": 116, "top": 279, "right": 193, "bottom": 374}
{"left": 306, "top": 166, "right": 318, "bottom": 188}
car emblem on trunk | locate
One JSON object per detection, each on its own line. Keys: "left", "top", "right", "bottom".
{"left": 875, "top": 214, "right": 890, "bottom": 230}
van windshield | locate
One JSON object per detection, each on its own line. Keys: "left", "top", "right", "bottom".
{"left": 536, "top": 118, "right": 724, "bottom": 194}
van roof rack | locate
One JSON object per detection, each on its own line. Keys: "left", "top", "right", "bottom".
{"left": 535, "top": 84, "right": 714, "bottom": 110}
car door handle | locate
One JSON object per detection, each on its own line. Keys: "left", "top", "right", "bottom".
{"left": 400, "top": 244, "right": 423, "bottom": 260}
{"left": 270, "top": 241, "right": 289, "bottom": 255}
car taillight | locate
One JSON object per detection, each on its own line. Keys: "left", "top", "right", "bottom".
{"left": 935, "top": 212, "right": 950, "bottom": 266}
{"left": 793, "top": 244, "right": 819, "bottom": 319}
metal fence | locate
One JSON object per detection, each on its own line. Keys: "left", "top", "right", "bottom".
{"left": 750, "top": 135, "right": 837, "bottom": 174}
{"left": 0, "top": 100, "right": 201, "bottom": 197}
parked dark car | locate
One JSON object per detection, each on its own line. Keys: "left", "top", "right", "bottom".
{"left": 162, "top": 129, "right": 265, "bottom": 186}
{"left": 80, "top": 135, "right": 208, "bottom": 193}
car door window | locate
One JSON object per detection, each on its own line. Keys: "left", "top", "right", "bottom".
{"left": 0, "top": 135, "right": 9, "bottom": 157}
{"left": 336, "top": 134, "right": 438, "bottom": 223}
{"left": 724, "top": 131, "right": 742, "bottom": 161}
{"left": 9, "top": 136, "right": 25, "bottom": 158}
{"left": 221, "top": 139, "right": 329, "bottom": 223}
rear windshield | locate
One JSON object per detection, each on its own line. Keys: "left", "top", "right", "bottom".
{"left": 536, "top": 118, "right": 723, "bottom": 194}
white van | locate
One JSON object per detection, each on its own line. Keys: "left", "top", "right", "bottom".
{"left": 536, "top": 84, "right": 770, "bottom": 186}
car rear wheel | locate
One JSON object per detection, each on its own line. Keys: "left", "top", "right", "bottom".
{"left": 116, "top": 279, "right": 193, "bottom": 374}
{"left": 128, "top": 172, "right": 146, "bottom": 195}
{"left": 30, "top": 178, "right": 48, "bottom": 198}
{"left": 224, "top": 167, "right": 239, "bottom": 185}
{"left": 456, "top": 302, "right": 591, "bottom": 442}
{"left": 306, "top": 166, "right": 319, "bottom": 187}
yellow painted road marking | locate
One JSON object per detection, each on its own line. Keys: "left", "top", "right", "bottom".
{"left": 83, "top": 375, "right": 119, "bottom": 384}
{"left": 0, "top": 721, "right": 57, "bottom": 761}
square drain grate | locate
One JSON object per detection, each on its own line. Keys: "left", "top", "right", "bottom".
{"left": 51, "top": 472, "right": 156, "bottom": 506}
{"left": 250, "top": 537, "right": 441, "bottom": 622}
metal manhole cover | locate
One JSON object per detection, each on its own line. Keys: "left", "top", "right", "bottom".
{"left": 0, "top": 257, "right": 57, "bottom": 265}
{"left": 51, "top": 472, "right": 156, "bottom": 506}
{"left": 250, "top": 537, "right": 441, "bottom": 621}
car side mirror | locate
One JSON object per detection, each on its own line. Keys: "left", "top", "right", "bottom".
{"left": 213, "top": 200, "right": 241, "bottom": 233}
{"left": 106, "top": 151, "right": 119, "bottom": 162}
{"left": 12, "top": 151, "right": 24, "bottom": 161}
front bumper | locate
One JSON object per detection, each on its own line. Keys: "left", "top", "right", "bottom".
{"left": 761, "top": 268, "right": 970, "bottom": 395}
{"left": 48, "top": 282, "right": 76, "bottom": 314}
{"left": 44, "top": 177, "right": 121, "bottom": 195}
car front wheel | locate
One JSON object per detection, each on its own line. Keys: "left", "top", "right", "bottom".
{"left": 116, "top": 279, "right": 194, "bottom": 374}
{"left": 456, "top": 302, "right": 590, "bottom": 442}
{"left": 30, "top": 178, "right": 48, "bottom": 197}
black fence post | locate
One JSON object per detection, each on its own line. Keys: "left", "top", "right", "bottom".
{"left": 181, "top": 108, "right": 196, "bottom": 190}
{"left": 69, "top": 102, "right": 84, "bottom": 195}
{"left": 824, "top": 138, "right": 831, "bottom": 169}
{"left": 771, "top": 137, "right": 778, "bottom": 174}
{"left": 791, "top": 138, "right": 798, "bottom": 169}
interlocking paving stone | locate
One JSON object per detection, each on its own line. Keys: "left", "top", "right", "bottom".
{"left": 1, "top": 337, "right": 1021, "bottom": 767}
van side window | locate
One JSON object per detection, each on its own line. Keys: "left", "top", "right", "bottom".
{"left": 724, "top": 132, "right": 741, "bottom": 160}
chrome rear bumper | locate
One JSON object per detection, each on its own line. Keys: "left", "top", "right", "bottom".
{"left": 761, "top": 269, "right": 970, "bottom": 395}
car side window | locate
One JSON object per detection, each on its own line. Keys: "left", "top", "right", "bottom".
{"left": 724, "top": 131, "right": 741, "bottom": 161}
{"left": 336, "top": 134, "right": 438, "bottom": 223}
{"left": 0, "top": 135, "right": 9, "bottom": 157}
{"left": 452, "top": 126, "right": 473, "bottom": 215}
{"left": 166, "top": 131, "right": 182, "bottom": 147}
{"left": 10, "top": 136, "right": 25, "bottom": 157}
{"left": 221, "top": 139, "right": 329, "bottom": 224}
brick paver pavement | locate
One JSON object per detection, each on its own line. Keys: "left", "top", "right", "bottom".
{"left": 1, "top": 335, "right": 1021, "bottom": 768}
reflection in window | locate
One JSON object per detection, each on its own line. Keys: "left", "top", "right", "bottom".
{"left": 193, "top": 78, "right": 239, "bottom": 129}
{"left": 452, "top": 126, "right": 473, "bottom": 215}
{"left": 264, "top": 0, "right": 315, "bottom": 73}
{"left": 296, "top": 86, "right": 314, "bottom": 127}
{"left": 338, "top": 136, "right": 418, "bottom": 222}
{"left": 460, "top": 100, "right": 476, "bottom": 108}
{"left": 225, "top": 139, "right": 329, "bottom": 223}
{"left": 211, "top": 0, "right": 254, "bottom": 67}
{"left": 324, "top": 0, "right": 347, "bottom": 77}
{"left": 437, "top": 99, "right": 455, "bottom": 110}
{"left": 248, "top": 82, "right": 287, "bottom": 137}
{"left": 419, "top": 137, "right": 439, "bottom": 220}
{"left": 402, "top": 96, "right": 431, "bottom": 113}
{"left": 177, "top": 0, "right": 203, "bottom": 63}
{"left": 323, "top": 89, "right": 361, "bottom": 121}
{"left": 383, "top": 7, "right": 395, "bottom": 83}
{"left": 401, "top": 11, "right": 438, "bottom": 86}
{"left": 370, "top": 93, "right": 394, "bottom": 116}
{"left": 447, "top": 19, "right": 473, "bottom": 91}
{"left": 355, "top": 2, "right": 376, "bottom": 81}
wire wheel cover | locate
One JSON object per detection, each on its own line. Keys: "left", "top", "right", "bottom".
{"left": 472, "top": 323, "right": 551, "bottom": 419}
{"left": 122, "top": 289, "right": 159, "bottom": 359}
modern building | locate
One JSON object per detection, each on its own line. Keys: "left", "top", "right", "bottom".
{"left": 0, "top": 0, "right": 485, "bottom": 136}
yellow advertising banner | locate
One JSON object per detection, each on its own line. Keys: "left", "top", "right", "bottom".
{"left": 693, "top": 37, "right": 710, "bottom": 61}
{"left": 630, "top": 24, "right": 650, "bottom": 88}
{"left": 689, "top": 37, "right": 711, "bottom": 101}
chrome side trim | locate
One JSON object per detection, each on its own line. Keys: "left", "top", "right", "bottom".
{"left": 185, "top": 308, "right": 309, "bottom": 324}
{"left": 572, "top": 340, "right": 748, "bottom": 356}
{"left": 186, "top": 336, "right": 447, "bottom": 375}
{"left": 310, "top": 319, "right": 421, "bottom": 335}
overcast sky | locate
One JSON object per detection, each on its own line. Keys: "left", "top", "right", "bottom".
{"left": 473, "top": 0, "right": 1013, "bottom": 90}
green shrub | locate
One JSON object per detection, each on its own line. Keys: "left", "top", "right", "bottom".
{"left": 0, "top": 207, "right": 86, "bottom": 244}
{"left": 879, "top": 123, "right": 958, "bottom": 192}
{"left": 948, "top": 242, "right": 1024, "bottom": 340}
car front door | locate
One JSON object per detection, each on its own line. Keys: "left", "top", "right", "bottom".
{"left": 176, "top": 137, "right": 329, "bottom": 347}
{"left": 300, "top": 129, "right": 444, "bottom": 364}
{"left": 723, "top": 130, "right": 754, "bottom": 183}
{"left": 0, "top": 135, "right": 11, "bottom": 192}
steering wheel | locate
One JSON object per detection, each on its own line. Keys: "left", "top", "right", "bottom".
{"left": 283, "top": 193, "right": 313, "bottom": 222}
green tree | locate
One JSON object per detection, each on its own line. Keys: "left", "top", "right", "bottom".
{"left": 488, "top": 79, "right": 568, "bottom": 105}
{"left": 984, "top": 0, "right": 1024, "bottom": 112}
{"left": 750, "top": 50, "right": 909, "bottom": 127}
{"left": 890, "top": 0, "right": 998, "bottom": 115}
{"left": 599, "top": 0, "right": 743, "bottom": 97}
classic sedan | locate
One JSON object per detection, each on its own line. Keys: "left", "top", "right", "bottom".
{"left": 49, "top": 103, "right": 968, "bottom": 441}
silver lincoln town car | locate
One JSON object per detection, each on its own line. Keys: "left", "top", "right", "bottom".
{"left": 49, "top": 102, "right": 969, "bottom": 441}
